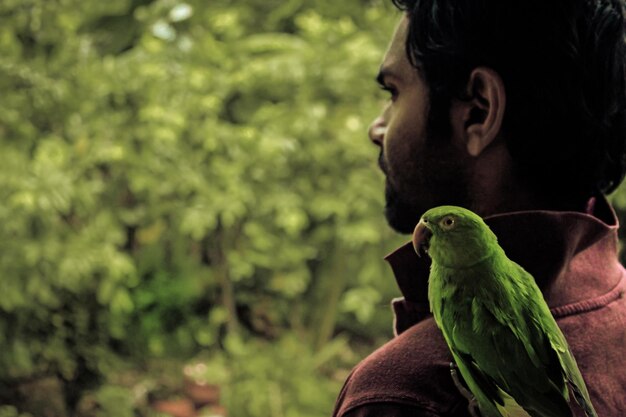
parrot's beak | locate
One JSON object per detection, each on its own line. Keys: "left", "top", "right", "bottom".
{"left": 412, "top": 219, "right": 432, "bottom": 258}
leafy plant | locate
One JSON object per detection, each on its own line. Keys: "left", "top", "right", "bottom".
{"left": 0, "top": 0, "right": 403, "bottom": 415}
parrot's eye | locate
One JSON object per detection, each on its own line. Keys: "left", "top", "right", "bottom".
{"left": 439, "top": 216, "right": 456, "bottom": 230}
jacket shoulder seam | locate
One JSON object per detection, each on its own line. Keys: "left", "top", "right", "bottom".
{"left": 551, "top": 273, "right": 626, "bottom": 318}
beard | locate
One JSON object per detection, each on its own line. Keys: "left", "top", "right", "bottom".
{"left": 381, "top": 102, "right": 473, "bottom": 234}
{"left": 383, "top": 159, "right": 471, "bottom": 234}
{"left": 383, "top": 180, "right": 424, "bottom": 234}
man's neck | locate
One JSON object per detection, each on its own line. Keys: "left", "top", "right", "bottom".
{"left": 468, "top": 142, "right": 588, "bottom": 216}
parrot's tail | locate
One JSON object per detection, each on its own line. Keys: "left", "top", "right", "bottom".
{"left": 569, "top": 382, "right": 598, "bottom": 417}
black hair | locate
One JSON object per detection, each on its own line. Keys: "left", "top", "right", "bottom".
{"left": 392, "top": 0, "right": 626, "bottom": 201}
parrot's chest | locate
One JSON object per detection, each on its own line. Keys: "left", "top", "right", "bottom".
{"left": 429, "top": 265, "right": 507, "bottom": 341}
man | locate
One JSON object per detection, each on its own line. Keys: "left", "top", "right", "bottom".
{"left": 332, "top": 0, "right": 626, "bottom": 416}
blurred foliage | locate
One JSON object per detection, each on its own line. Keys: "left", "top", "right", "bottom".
{"left": 0, "top": 0, "right": 406, "bottom": 416}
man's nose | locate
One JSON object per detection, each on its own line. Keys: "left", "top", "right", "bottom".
{"left": 368, "top": 116, "right": 386, "bottom": 146}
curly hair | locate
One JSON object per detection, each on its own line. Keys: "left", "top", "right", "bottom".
{"left": 392, "top": 0, "right": 626, "bottom": 201}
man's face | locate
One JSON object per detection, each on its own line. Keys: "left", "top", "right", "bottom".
{"left": 370, "top": 17, "right": 471, "bottom": 234}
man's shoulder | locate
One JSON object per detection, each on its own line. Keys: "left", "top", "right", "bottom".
{"left": 333, "top": 317, "right": 465, "bottom": 417}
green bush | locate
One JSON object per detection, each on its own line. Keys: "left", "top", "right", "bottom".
{"left": 0, "top": 0, "right": 403, "bottom": 415}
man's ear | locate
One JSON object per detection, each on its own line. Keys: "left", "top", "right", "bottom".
{"left": 450, "top": 67, "right": 506, "bottom": 157}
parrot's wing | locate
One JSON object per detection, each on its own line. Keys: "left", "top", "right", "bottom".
{"left": 440, "top": 277, "right": 575, "bottom": 417}
{"left": 469, "top": 263, "right": 598, "bottom": 417}
{"left": 518, "top": 265, "right": 599, "bottom": 417}
{"left": 473, "top": 303, "right": 574, "bottom": 417}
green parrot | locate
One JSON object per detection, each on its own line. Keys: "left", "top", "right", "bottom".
{"left": 412, "top": 206, "right": 598, "bottom": 417}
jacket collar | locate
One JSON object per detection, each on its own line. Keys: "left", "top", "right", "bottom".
{"left": 385, "top": 196, "right": 623, "bottom": 309}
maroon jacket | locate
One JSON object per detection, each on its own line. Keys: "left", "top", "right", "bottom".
{"left": 332, "top": 198, "right": 626, "bottom": 416}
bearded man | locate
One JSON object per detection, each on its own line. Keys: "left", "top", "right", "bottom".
{"left": 332, "top": 1, "right": 626, "bottom": 416}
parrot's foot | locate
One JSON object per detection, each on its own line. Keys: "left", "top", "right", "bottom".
{"left": 450, "top": 362, "right": 482, "bottom": 417}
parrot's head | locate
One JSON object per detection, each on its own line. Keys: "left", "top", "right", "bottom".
{"left": 412, "top": 205, "right": 499, "bottom": 268}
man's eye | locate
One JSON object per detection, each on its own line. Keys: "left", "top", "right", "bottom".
{"left": 379, "top": 85, "right": 398, "bottom": 100}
